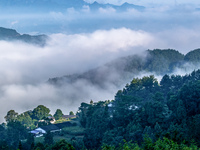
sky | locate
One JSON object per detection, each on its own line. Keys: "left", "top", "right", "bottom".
{"left": 0, "top": 0, "right": 199, "bottom": 34}
{"left": 0, "top": 0, "right": 200, "bottom": 122}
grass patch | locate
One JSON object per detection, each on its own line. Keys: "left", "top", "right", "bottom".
{"left": 53, "top": 135, "right": 70, "bottom": 142}
{"left": 54, "top": 117, "right": 78, "bottom": 124}
{"left": 62, "top": 126, "right": 85, "bottom": 136}
{"left": 54, "top": 118, "right": 68, "bottom": 124}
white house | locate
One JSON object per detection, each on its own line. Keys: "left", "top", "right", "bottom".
{"left": 30, "top": 127, "right": 46, "bottom": 137}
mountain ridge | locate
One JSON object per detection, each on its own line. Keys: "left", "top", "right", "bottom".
{"left": 0, "top": 0, "right": 145, "bottom": 12}
{"left": 0, "top": 27, "right": 48, "bottom": 46}
{"left": 48, "top": 49, "right": 200, "bottom": 87}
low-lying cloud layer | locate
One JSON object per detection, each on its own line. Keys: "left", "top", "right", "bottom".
{"left": 0, "top": 28, "right": 153, "bottom": 122}
{"left": 0, "top": 26, "right": 200, "bottom": 122}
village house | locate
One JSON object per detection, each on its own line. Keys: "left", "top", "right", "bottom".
{"left": 30, "top": 122, "right": 73, "bottom": 137}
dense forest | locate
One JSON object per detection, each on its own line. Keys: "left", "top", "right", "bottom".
{"left": 78, "top": 69, "right": 200, "bottom": 149}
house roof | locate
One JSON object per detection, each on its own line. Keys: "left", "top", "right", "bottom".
{"left": 31, "top": 127, "right": 47, "bottom": 134}
{"left": 30, "top": 130, "right": 40, "bottom": 134}
{"left": 32, "top": 121, "right": 74, "bottom": 133}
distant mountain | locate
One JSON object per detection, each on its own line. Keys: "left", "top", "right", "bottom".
{"left": 0, "top": 27, "right": 48, "bottom": 46}
{"left": 48, "top": 49, "right": 200, "bottom": 87}
{"left": 89, "top": 1, "right": 145, "bottom": 12}
{"left": 0, "top": 0, "right": 145, "bottom": 12}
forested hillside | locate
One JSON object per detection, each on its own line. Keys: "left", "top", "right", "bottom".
{"left": 78, "top": 69, "right": 200, "bottom": 149}
{"left": 49, "top": 49, "right": 199, "bottom": 87}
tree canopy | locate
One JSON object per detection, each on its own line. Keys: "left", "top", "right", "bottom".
{"left": 32, "top": 105, "right": 50, "bottom": 120}
{"left": 4, "top": 110, "right": 18, "bottom": 123}
{"left": 53, "top": 109, "right": 63, "bottom": 120}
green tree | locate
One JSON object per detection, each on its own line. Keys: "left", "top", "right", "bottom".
{"left": 34, "top": 142, "right": 45, "bottom": 150}
{"left": 4, "top": 110, "right": 18, "bottom": 123}
{"left": 0, "top": 124, "right": 5, "bottom": 141}
{"left": 18, "top": 141, "right": 22, "bottom": 150}
{"left": 0, "top": 141, "right": 9, "bottom": 150}
{"left": 52, "top": 139, "right": 75, "bottom": 150}
{"left": 16, "top": 113, "right": 33, "bottom": 128}
{"left": 44, "top": 131, "right": 53, "bottom": 145}
{"left": 53, "top": 109, "right": 63, "bottom": 120}
{"left": 6, "top": 121, "right": 27, "bottom": 148}
{"left": 78, "top": 102, "right": 90, "bottom": 127}
{"left": 160, "top": 74, "right": 172, "bottom": 95}
{"left": 154, "top": 122, "right": 162, "bottom": 139}
{"left": 90, "top": 100, "right": 94, "bottom": 105}
{"left": 141, "top": 75, "right": 156, "bottom": 91}
{"left": 32, "top": 105, "right": 50, "bottom": 120}
{"left": 69, "top": 111, "right": 74, "bottom": 115}
{"left": 25, "top": 133, "right": 34, "bottom": 150}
